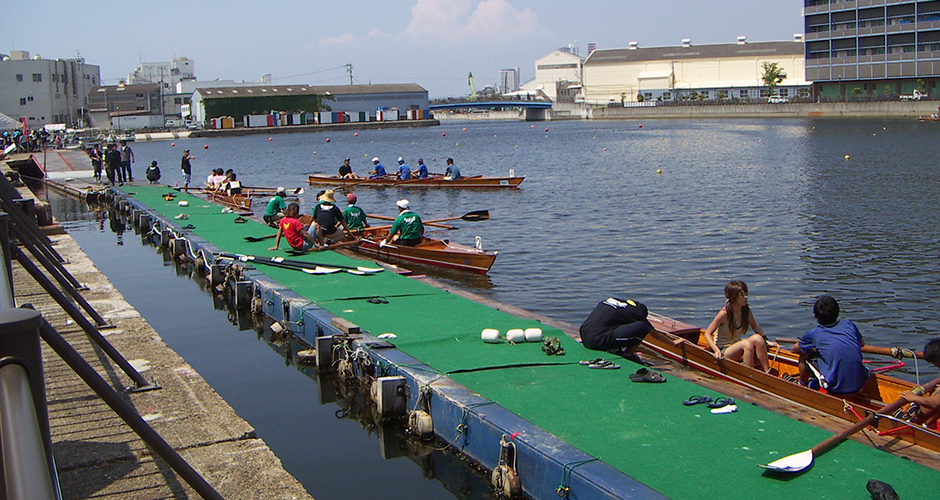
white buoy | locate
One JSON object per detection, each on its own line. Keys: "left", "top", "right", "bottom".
{"left": 482, "top": 329, "right": 500, "bottom": 343}
{"left": 506, "top": 329, "right": 526, "bottom": 343}
{"left": 524, "top": 328, "right": 543, "bottom": 342}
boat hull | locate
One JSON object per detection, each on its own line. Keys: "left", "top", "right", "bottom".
{"left": 353, "top": 229, "right": 496, "bottom": 273}
{"left": 645, "top": 312, "right": 940, "bottom": 453}
{"left": 307, "top": 174, "right": 524, "bottom": 189}
{"left": 206, "top": 191, "right": 252, "bottom": 212}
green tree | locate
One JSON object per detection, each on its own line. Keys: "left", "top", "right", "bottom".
{"left": 761, "top": 62, "right": 787, "bottom": 95}
{"left": 917, "top": 79, "right": 927, "bottom": 92}
{"left": 851, "top": 87, "right": 863, "bottom": 100}
{"left": 636, "top": 93, "right": 645, "bottom": 102}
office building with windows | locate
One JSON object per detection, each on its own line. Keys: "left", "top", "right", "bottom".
{"left": 0, "top": 50, "right": 101, "bottom": 128}
{"left": 804, "top": 0, "right": 940, "bottom": 98}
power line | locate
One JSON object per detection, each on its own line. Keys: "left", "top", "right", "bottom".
{"left": 271, "top": 65, "right": 350, "bottom": 81}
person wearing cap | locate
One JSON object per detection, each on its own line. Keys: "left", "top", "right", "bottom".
{"left": 382, "top": 199, "right": 423, "bottom": 247}
{"left": 338, "top": 158, "right": 360, "bottom": 179}
{"left": 415, "top": 158, "right": 428, "bottom": 179}
{"left": 180, "top": 149, "right": 194, "bottom": 191}
{"left": 368, "top": 157, "right": 387, "bottom": 179}
{"left": 396, "top": 157, "right": 412, "bottom": 180}
{"left": 342, "top": 193, "right": 369, "bottom": 231}
{"left": 264, "top": 187, "right": 288, "bottom": 227}
{"left": 312, "top": 189, "right": 351, "bottom": 246}
{"left": 145, "top": 161, "right": 161, "bottom": 184}
{"left": 269, "top": 203, "right": 318, "bottom": 253}
{"left": 444, "top": 158, "right": 461, "bottom": 180}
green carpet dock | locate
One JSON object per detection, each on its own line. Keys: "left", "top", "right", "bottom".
{"left": 117, "top": 185, "right": 940, "bottom": 500}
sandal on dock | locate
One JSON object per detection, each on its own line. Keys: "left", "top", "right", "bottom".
{"left": 682, "top": 395, "right": 713, "bottom": 406}
{"left": 629, "top": 368, "right": 666, "bottom": 383}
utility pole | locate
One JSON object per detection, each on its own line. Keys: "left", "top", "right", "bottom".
{"left": 345, "top": 64, "right": 353, "bottom": 85}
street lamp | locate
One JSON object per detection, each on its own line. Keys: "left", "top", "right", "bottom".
{"left": 116, "top": 106, "right": 121, "bottom": 132}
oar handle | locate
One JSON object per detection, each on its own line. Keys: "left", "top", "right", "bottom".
{"left": 777, "top": 337, "right": 924, "bottom": 359}
{"left": 812, "top": 374, "right": 940, "bottom": 456}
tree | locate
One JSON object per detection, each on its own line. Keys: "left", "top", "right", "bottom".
{"left": 636, "top": 93, "right": 645, "bottom": 102}
{"left": 761, "top": 62, "right": 786, "bottom": 95}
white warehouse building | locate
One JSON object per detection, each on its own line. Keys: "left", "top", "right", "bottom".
{"left": 582, "top": 37, "right": 810, "bottom": 104}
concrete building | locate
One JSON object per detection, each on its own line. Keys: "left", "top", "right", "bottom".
{"left": 0, "top": 50, "right": 101, "bottom": 128}
{"left": 499, "top": 68, "right": 520, "bottom": 94}
{"left": 126, "top": 57, "right": 197, "bottom": 122}
{"left": 87, "top": 83, "right": 164, "bottom": 130}
{"left": 521, "top": 48, "right": 585, "bottom": 101}
{"left": 803, "top": 0, "right": 940, "bottom": 99}
{"left": 581, "top": 37, "right": 810, "bottom": 104}
{"left": 190, "top": 83, "right": 428, "bottom": 126}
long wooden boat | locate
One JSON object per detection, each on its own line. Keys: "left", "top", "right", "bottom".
{"left": 307, "top": 174, "right": 525, "bottom": 189}
{"left": 205, "top": 191, "right": 252, "bottom": 212}
{"left": 644, "top": 312, "right": 940, "bottom": 453}
{"left": 918, "top": 115, "right": 940, "bottom": 122}
{"left": 240, "top": 186, "right": 305, "bottom": 198}
{"left": 350, "top": 227, "right": 497, "bottom": 273}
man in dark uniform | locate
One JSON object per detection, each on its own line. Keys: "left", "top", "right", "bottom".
{"left": 580, "top": 298, "right": 681, "bottom": 364}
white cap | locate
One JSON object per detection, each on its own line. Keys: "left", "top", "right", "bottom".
{"left": 276, "top": 186, "right": 286, "bottom": 194}
{"left": 396, "top": 199, "right": 410, "bottom": 209}
{"left": 397, "top": 157, "right": 403, "bottom": 162}
{"left": 372, "top": 157, "right": 380, "bottom": 162}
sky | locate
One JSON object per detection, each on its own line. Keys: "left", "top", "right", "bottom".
{"left": 2, "top": 0, "right": 804, "bottom": 98}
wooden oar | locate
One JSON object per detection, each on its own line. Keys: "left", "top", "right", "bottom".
{"left": 777, "top": 337, "right": 925, "bottom": 360}
{"left": 760, "top": 374, "right": 940, "bottom": 473}
{"left": 367, "top": 209, "right": 489, "bottom": 228}
{"left": 366, "top": 214, "right": 456, "bottom": 230}
{"left": 217, "top": 251, "right": 383, "bottom": 275}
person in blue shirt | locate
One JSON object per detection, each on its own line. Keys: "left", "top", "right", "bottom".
{"left": 369, "top": 157, "right": 387, "bottom": 179}
{"left": 791, "top": 295, "right": 869, "bottom": 394}
{"left": 396, "top": 157, "right": 412, "bottom": 180}
{"left": 444, "top": 158, "right": 461, "bottom": 179}
{"left": 416, "top": 158, "right": 429, "bottom": 179}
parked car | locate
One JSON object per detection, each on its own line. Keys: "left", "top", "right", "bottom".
{"left": 768, "top": 95, "right": 789, "bottom": 104}
{"left": 900, "top": 89, "right": 927, "bottom": 101}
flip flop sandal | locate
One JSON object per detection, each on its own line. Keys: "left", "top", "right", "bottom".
{"left": 580, "top": 358, "right": 604, "bottom": 366}
{"left": 234, "top": 216, "right": 248, "bottom": 223}
{"left": 682, "top": 395, "right": 714, "bottom": 406}
{"left": 629, "top": 368, "right": 666, "bottom": 383}
{"left": 706, "top": 397, "right": 735, "bottom": 409}
{"left": 181, "top": 224, "right": 195, "bottom": 230}
{"left": 366, "top": 297, "right": 389, "bottom": 304}
{"left": 541, "top": 337, "right": 565, "bottom": 356}
{"left": 710, "top": 404, "right": 738, "bottom": 414}
{"left": 588, "top": 360, "right": 620, "bottom": 369}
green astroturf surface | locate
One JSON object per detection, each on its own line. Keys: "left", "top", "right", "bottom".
{"left": 125, "top": 186, "right": 940, "bottom": 500}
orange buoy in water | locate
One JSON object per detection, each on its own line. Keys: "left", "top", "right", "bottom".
{"left": 354, "top": 132, "right": 358, "bottom": 136}
{"left": 462, "top": 127, "right": 467, "bottom": 131}
{"left": 442, "top": 133, "right": 446, "bottom": 137}
{"left": 603, "top": 148, "right": 608, "bottom": 151}
{"left": 204, "top": 144, "right": 208, "bottom": 149}
{"left": 268, "top": 137, "right": 273, "bottom": 141}
{"left": 545, "top": 128, "right": 549, "bottom": 132}
{"left": 170, "top": 142, "right": 175, "bottom": 147}
{"left": 326, "top": 138, "right": 331, "bottom": 142}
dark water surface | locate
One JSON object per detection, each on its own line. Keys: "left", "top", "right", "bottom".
{"left": 51, "top": 117, "right": 940, "bottom": 498}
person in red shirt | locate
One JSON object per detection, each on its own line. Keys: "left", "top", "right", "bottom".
{"left": 268, "top": 203, "right": 318, "bottom": 252}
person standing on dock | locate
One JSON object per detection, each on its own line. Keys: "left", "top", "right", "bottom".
{"left": 106, "top": 144, "right": 122, "bottom": 185}
{"left": 342, "top": 193, "right": 369, "bottom": 231}
{"left": 90, "top": 144, "right": 103, "bottom": 182}
{"left": 790, "top": 295, "right": 869, "bottom": 394}
{"left": 264, "top": 187, "right": 288, "bottom": 227}
{"left": 396, "top": 157, "right": 412, "bottom": 180}
{"left": 381, "top": 199, "right": 423, "bottom": 247}
{"left": 369, "top": 157, "right": 387, "bottom": 179}
{"left": 416, "top": 158, "right": 428, "bottom": 179}
{"left": 444, "top": 158, "right": 461, "bottom": 180}
{"left": 580, "top": 298, "right": 682, "bottom": 365}
{"left": 180, "top": 149, "right": 194, "bottom": 191}
{"left": 119, "top": 140, "right": 135, "bottom": 182}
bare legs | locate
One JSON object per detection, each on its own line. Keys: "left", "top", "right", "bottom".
{"left": 723, "top": 335, "right": 771, "bottom": 371}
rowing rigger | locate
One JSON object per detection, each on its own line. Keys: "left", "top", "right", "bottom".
{"left": 216, "top": 252, "right": 384, "bottom": 276}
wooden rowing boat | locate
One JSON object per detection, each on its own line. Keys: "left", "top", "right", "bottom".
{"left": 350, "top": 227, "right": 497, "bottom": 273}
{"left": 240, "top": 186, "right": 304, "bottom": 197}
{"left": 918, "top": 115, "right": 940, "bottom": 122}
{"left": 206, "top": 191, "right": 252, "bottom": 212}
{"left": 644, "top": 312, "right": 940, "bottom": 453}
{"left": 307, "top": 174, "right": 525, "bottom": 189}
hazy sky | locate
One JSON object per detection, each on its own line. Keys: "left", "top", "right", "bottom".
{"left": 3, "top": 0, "right": 804, "bottom": 98}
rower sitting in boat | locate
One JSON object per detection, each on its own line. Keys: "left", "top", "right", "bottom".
{"left": 263, "top": 187, "right": 288, "bottom": 227}
{"left": 338, "top": 158, "right": 360, "bottom": 179}
{"left": 444, "top": 158, "right": 461, "bottom": 180}
{"left": 269, "top": 203, "right": 319, "bottom": 252}
{"left": 396, "top": 157, "right": 412, "bottom": 180}
{"left": 312, "top": 190, "right": 351, "bottom": 246}
{"left": 223, "top": 172, "right": 242, "bottom": 196}
{"left": 342, "top": 193, "right": 369, "bottom": 230}
{"left": 368, "top": 157, "right": 387, "bottom": 179}
{"left": 703, "top": 281, "right": 779, "bottom": 372}
{"left": 579, "top": 298, "right": 683, "bottom": 365}
{"left": 381, "top": 199, "right": 423, "bottom": 247}
{"left": 901, "top": 338, "right": 940, "bottom": 428}
{"left": 416, "top": 158, "right": 428, "bottom": 179}
{"left": 790, "top": 295, "right": 869, "bottom": 394}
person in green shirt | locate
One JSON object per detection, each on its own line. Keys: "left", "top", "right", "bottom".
{"left": 382, "top": 199, "right": 423, "bottom": 246}
{"left": 342, "top": 193, "right": 369, "bottom": 231}
{"left": 264, "top": 187, "right": 288, "bottom": 227}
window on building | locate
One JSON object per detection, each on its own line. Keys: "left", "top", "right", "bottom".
{"left": 662, "top": 92, "right": 672, "bottom": 100}
{"left": 760, "top": 88, "right": 770, "bottom": 97}
{"left": 136, "top": 105, "right": 146, "bottom": 110}
{"left": 27, "top": 96, "right": 33, "bottom": 102}
{"left": 799, "top": 88, "right": 811, "bottom": 98}
{"left": 174, "top": 97, "right": 182, "bottom": 104}
{"left": 135, "top": 93, "right": 145, "bottom": 99}
{"left": 19, "top": 98, "right": 26, "bottom": 105}
{"left": 644, "top": 93, "right": 652, "bottom": 99}
{"left": 32, "top": 73, "right": 42, "bottom": 82}
{"left": 739, "top": 90, "right": 749, "bottom": 98}
{"left": 16, "top": 74, "right": 23, "bottom": 82}
{"left": 701, "top": 90, "right": 710, "bottom": 99}
{"left": 52, "top": 74, "right": 58, "bottom": 82}
{"left": 779, "top": 89, "right": 789, "bottom": 97}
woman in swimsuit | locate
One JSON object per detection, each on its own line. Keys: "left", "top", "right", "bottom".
{"left": 703, "top": 280, "right": 778, "bottom": 372}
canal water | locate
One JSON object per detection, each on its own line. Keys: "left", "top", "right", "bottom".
{"left": 48, "top": 117, "right": 940, "bottom": 498}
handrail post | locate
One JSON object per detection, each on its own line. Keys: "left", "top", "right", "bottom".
{"left": 0, "top": 212, "right": 15, "bottom": 309}
{"left": 0, "top": 308, "right": 57, "bottom": 498}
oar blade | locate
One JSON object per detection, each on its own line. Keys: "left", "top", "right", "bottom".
{"left": 461, "top": 210, "right": 490, "bottom": 221}
{"left": 356, "top": 266, "right": 383, "bottom": 273}
{"left": 759, "top": 449, "right": 813, "bottom": 473}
